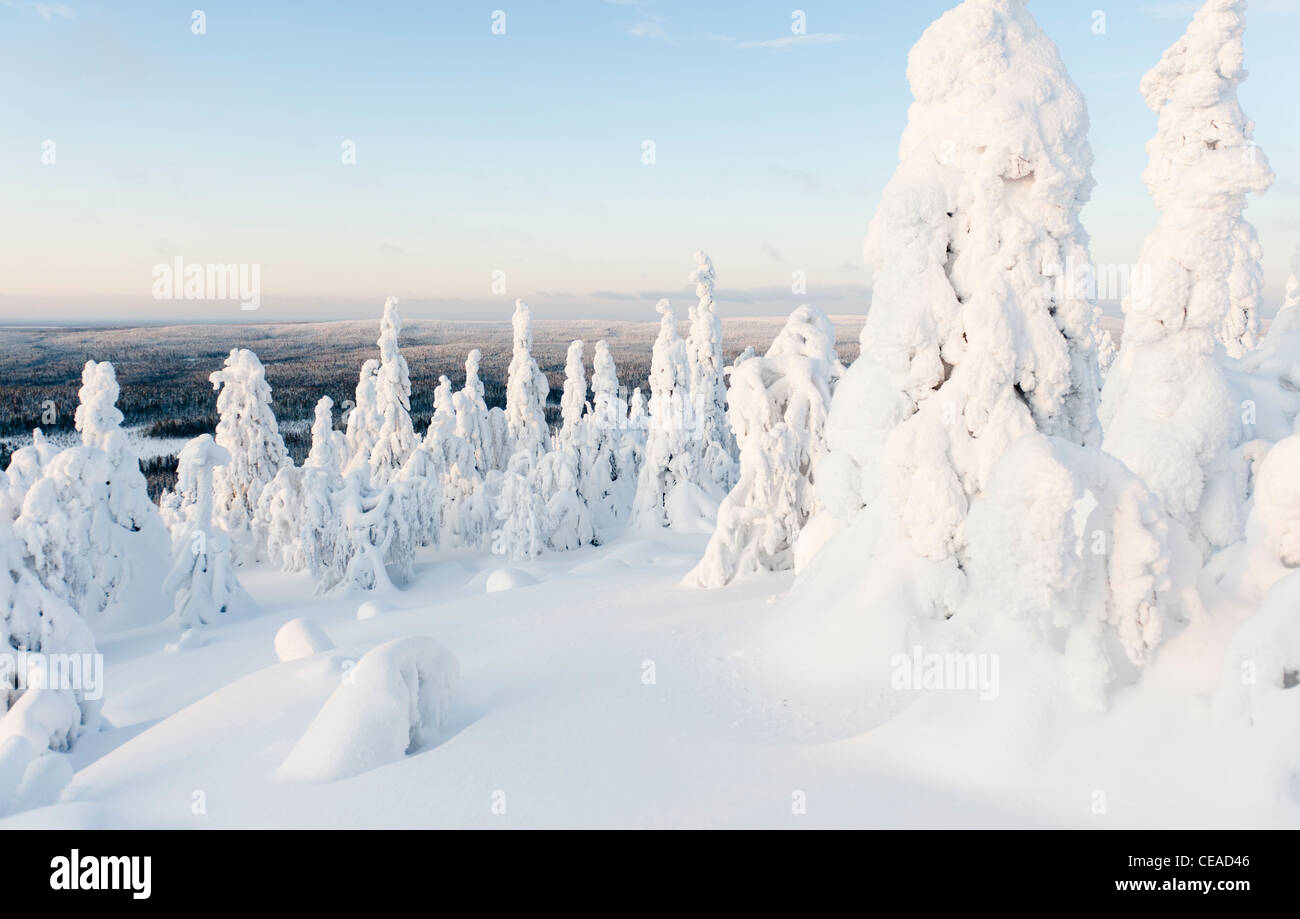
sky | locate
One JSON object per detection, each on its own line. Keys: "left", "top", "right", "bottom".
{"left": 0, "top": 0, "right": 1297, "bottom": 323}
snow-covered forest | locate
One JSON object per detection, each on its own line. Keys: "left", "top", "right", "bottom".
{"left": 3, "top": 0, "right": 1299, "bottom": 829}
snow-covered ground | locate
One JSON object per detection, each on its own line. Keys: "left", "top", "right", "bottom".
{"left": 4, "top": 529, "right": 1293, "bottom": 830}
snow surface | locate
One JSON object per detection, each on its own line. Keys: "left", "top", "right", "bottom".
{"left": 2, "top": 532, "right": 1294, "bottom": 828}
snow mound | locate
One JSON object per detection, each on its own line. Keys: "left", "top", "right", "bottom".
{"left": 274, "top": 618, "right": 335, "bottom": 662}
{"left": 0, "top": 689, "right": 84, "bottom": 754}
{"left": 278, "top": 636, "right": 459, "bottom": 782}
{"left": 484, "top": 567, "right": 540, "bottom": 593}
{"left": 356, "top": 599, "right": 393, "bottom": 621}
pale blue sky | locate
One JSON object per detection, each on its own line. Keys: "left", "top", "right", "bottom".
{"left": 0, "top": 0, "right": 1296, "bottom": 322}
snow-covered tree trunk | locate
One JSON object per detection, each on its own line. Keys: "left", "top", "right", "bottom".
{"left": 1100, "top": 0, "right": 1273, "bottom": 555}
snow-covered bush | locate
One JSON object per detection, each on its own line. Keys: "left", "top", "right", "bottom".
{"left": 1100, "top": 0, "right": 1273, "bottom": 555}
{"left": 368, "top": 297, "right": 418, "bottom": 486}
{"left": 209, "top": 348, "right": 290, "bottom": 560}
{"left": 505, "top": 299, "right": 550, "bottom": 463}
{"left": 279, "top": 635, "right": 458, "bottom": 783}
{"left": 688, "top": 305, "right": 842, "bottom": 587}
{"left": 163, "top": 435, "right": 252, "bottom": 632}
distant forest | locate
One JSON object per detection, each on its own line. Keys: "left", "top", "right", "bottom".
{"left": 0, "top": 316, "right": 863, "bottom": 500}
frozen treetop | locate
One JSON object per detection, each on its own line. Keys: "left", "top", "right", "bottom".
{"left": 1128, "top": 0, "right": 1272, "bottom": 352}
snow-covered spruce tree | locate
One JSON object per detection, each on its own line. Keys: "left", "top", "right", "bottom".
{"left": 810, "top": 0, "right": 1107, "bottom": 584}
{"left": 688, "top": 306, "right": 842, "bottom": 587}
{"left": 254, "top": 463, "right": 306, "bottom": 573}
{"left": 344, "top": 358, "right": 380, "bottom": 476}
{"left": 627, "top": 386, "right": 648, "bottom": 470}
{"left": 505, "top": 299, "right": 551, "bottom": 463}
{"left": 1100, "top": 0, "right": 1273, "bottom": 555}
{"left": 442, "top": 390, "right": 493, "bottom": 549}
{"left": 72, "top": 360, "right": 169, "bottom": 626}
{"left": 0, "top": 511, "right": 100, "bottom": 752}
{"left": 427, "top": 375, "right": 457, "bottom": 446}
{"left": 209, "top": 348, "right": 290, "bottom": 560}
{"left": 326, "top": 471, "right": 415, "bottom": 593}
{"left": 163, "top": 435, "right": 251, "bottom": 632}
{"left": 686, "top": 251, "right": 736, "bottom": 491}
{"left": 584, "top": 340, "right": 636, "bottom": 535}
{"left": 13, "top": 447, "right": 114, "bottom": 620}
{"left": 297, "top": 397, "right": 348, "bottom": 579}
{"left": 1228, "top": 245, "right": 1300, "bottom": 439}
{"left": 632, "top": 299, "right": 714, "bottom": 529}
{"left": 393, "top": 436, "right": 445, "bottom": 552}
{"left": 558, "top": 340, "right": 587, "bottom": 445}
{"left": 491, "top": 452, "right": 548, "bottom": 561}
{"left": 457, "top": 349, "right": 497, "bottom": 475}
{"left": 368, "top": 297, "right": 418, "bottom": 486}
{"left": 963, "top": 434, "right": 1199, "bottom": 710}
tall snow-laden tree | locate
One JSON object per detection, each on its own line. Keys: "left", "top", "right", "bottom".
{"left": 72, "top": 360, "right": 170, "bottom": 627}
{"left": 688, "top": 306, "right": 842, "bottom": 587}
{"left": 686, "top": 251, "right": 736, "bottom": 490}
{"left": 584, "top": 340, "right": 635, "bottom": 535}
{"left": 505, "top": 299, "right": 550, "bottom": 463}
{"left": 368, "top": 297, "right": 418, "bottom": 486}
{"left": 1100, "top": 0, "right": 1273, "bottom": 554}
{"left": 209, "top": 348, "right": 290, "bottom": 559}
{"left": 812, "top": 0, "right": 1107, "bottom": 576}
{"left": 457, "top": 349, "right": 496, "bottom": 475}
{"left": 306, "top": 396, "right": 347, "bottom": 471}
{"left": 632, "top": 300, "right": 706, "bottom": 529}
{"left": 163, "top": 435, "right": 251, "bottom": 633}
{"left": 558, "top": 340, "right": 587, "bottom": 445}
{"left": 344, "top": 359, "right": 381, "bottom": 476}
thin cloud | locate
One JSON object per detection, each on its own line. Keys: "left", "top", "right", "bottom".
{"left": 629, "top": 19, "right": 668, "bottom": 41}
{"left": 1, "top": 0, "right": 74, "bottom": 19}
{"left": 736, "top": 33, "right": 847, "bottom": 50}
